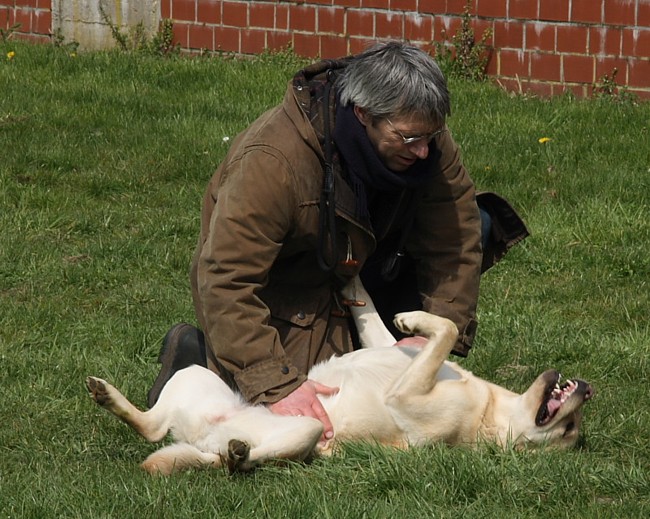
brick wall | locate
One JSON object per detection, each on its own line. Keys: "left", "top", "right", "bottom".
{"left": 1, "top": 0, "right": 52, "bottom": 44}
{"left": 2, "top": 0, "right": 649, "bottom": 99}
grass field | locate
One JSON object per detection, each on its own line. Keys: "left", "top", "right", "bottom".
{"left": 1, "top": 41, "right": 649, "bottom": 517}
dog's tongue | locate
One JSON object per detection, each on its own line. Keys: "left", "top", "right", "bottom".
{"left": 547, "top": 398, "right": 562, "bottom": 416}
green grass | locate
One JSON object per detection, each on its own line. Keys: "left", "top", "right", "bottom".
{"left": 1, "top": 42, "right": 649, "bottom": 517}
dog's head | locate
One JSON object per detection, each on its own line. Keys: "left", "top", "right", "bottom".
{"left": 516, "top": 369, "right": 594, "bottom": 449}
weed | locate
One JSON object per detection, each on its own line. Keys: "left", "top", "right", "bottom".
{"left": 0, "top": 22, "right": 21, "bottom": 43}
{"left": 99, "top": 3, "right": 179, "bottom": 57}
{"left": 593, "top": 68, "right": 638, "bottom": 104}
{"left": 434, "top": 0, "right": 493, "bottom": 81}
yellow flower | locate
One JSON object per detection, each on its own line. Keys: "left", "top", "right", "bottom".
{"left": 538, "top": 137, "right": 552, "bottom": 144}
{"left": 7, "top": 51, "right": 15, "bottom": 60}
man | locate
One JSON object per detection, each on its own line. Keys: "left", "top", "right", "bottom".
{"left": 148, "top": 42, "right": 528, "bottom": 441}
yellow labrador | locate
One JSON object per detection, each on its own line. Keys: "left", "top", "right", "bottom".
{"left": 86, "top": 278, "right": 593, "bottom": 474}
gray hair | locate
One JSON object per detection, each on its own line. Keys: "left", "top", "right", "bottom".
{"left": 337, "top": 41, "right": 450, "bottom": 126}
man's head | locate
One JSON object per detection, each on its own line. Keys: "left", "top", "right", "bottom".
{"left": 337, "top": 41, "right": 451, "bottom": 172}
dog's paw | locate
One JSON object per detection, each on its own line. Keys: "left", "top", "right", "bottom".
{"left": 226, "top": 439, "right": 252, "bottom": 474}
{"left": 394, "top": 311, "right": 458, "bottom": 339}
{"left": 86, "top": 376, "right": 112, "bottom": 407}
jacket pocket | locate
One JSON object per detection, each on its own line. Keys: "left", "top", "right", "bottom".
{"left": 262, "top": 286, "right": 329, "bottom": 329}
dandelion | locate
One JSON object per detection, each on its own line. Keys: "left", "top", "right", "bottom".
{"left": 538, "top": 137, "right": 552, "bottom": 144}
{"left": 7, "top": 51, "right": 15, "bottom": 60}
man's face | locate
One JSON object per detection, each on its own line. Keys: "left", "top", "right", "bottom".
{"left": 354, "top": 106, "right": 441, "bottom": 172}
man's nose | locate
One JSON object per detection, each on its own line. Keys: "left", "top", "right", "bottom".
{"left": 409, "top": 140, "right": 429, "bottom": 159}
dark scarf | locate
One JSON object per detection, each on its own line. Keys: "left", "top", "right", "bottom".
{"left": 333, "top": 101, "right": 437, "bottom": 220}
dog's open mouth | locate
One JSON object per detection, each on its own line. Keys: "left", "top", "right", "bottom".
{"left": 535, "top": 374, "right": 591, "bottom": 426}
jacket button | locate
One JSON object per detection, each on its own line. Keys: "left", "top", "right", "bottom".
{"left": 281, "top": 366, "right": 289, "bottom": 375}
{"left": 296, "top": 310, "right": 306, "bottom": 320}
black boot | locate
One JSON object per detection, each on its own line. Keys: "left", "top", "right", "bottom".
{"left": 147, "top": 323, "right": 208, "bottom": 408}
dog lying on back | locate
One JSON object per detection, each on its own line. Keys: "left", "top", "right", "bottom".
{"left": 86, "top": 277, "right": 593, "bottom": 474}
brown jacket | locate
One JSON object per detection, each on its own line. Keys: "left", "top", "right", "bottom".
{"left": 191, "top": 59, "right": 483, "bottom": 405}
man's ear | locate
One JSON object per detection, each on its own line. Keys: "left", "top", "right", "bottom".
{"left": 353, "top": 105, "right": 371, "bottom": 127}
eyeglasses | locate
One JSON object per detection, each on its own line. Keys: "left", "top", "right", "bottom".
{"left": 385, "top": 118, "right": 446, "bottom": 145}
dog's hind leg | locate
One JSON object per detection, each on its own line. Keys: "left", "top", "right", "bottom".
{"left": 86, "top": 376, "right": 170, "bottom": 442}
{"left": 226, "top": 416, "right": 323, "bottom": 473}
{"left": 341, "top": 276, "right": 396, "bottom": 348}
{"left": 141, "top": 443, "right": 222, "bottom": 475}
{"left": 387, "top": 311, "right": 458, "bottom": 398}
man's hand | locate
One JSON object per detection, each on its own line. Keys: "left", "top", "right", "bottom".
{"left": 269, "top": 380, "right": 339, "bottom": 440}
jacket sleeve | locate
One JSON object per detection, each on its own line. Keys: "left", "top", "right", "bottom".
{"left": 196, "top": 146, "right": 307, "bottom": 404}
{"left": 407, "top": 130, "right": 482, "bottom": 356}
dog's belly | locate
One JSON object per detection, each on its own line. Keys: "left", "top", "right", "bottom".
{"left": 309, "top": 347, "right": 416, "bottom": 442}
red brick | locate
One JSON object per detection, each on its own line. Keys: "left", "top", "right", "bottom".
{"left": 276, "top": 3, "right": 289, "bottom": 30}
{"left": 604, "top": 0, "right": 636, "bottom": 26}
{"left": 15, "top": 0, "right": 37, "bottom": 7}
{"left": 622, "top": 28, "right": 650, "bottom": 59}
{"left": 198, "top": 0, "right": 221, "bottom": 25}
{"left": 493, "top": 20, "right": 524, "bottom": 49}
{"left": 0, "top": 8, "right": 10, "bottom": 27}
{"left": 290, "top": 4, "right": 316, "bottom": 32}
{"left": 173, "top": 0, "right": 197, "bottom": 22}
{"left": 404, "top": 13, "right": 433, "bottom": 42}
{"left": 418, "top": 0, "right": 446, "bottom": 14}
{"left": 539, "top": 0, "right": 569, "bottom": 22}
{"left": 347, "top": 9, "right": 374, "bottom": 37}
{"left": 338, "top": 0, "right": 362, "bottom": 7}
{"left": 36, "top": 0, "right": 49, "bottom": 8}
{"left": 214, "top": 25, "right": 239, "bottom": 52}
{"left": 241, "top": 28, "right": 266, "bottom": 54}
{"left": 434, "top": 15, "right": 461, "bottom": 41}
{"left": 13, "top": 8, "right": 32, "bottom": 32}
{"left": 530, "top": 52, "right": 562, "bottom": 81}
{"left": 32, "top": 9, "right": 50, "bottom": 34}
{"left": 320, "top": 34, "right": 348, "bottom": 58}
{"left": 477, "top": 0, "right": 507, "bottom": 18}
{"left": 392, "top": 0, "right": 418, "bottom": 9}
{"left": 188, "top": 23, "right": 215, "bottom": 49}
{"left": 375, "top": 10, "right": 402, "bottom": 39}
{"left": 293, "top": 32, "right": 320, "bottom": 57}
{"left": 639, "top": 2, "right": 650, "bottom": 27}
{"left": 589, "top": 26, "right": 622, "bottom": 56}
{"left": 318, "top": 6, "right": 345, "bottom": 34}
{"left": 172, "top": 22, "right": 189, "bottom": 47}
{"left": 628, "top": 59, "right": 650, "bottom": 88}
{"left": 361, "top": 0, "right": 389, "bottom": 7}
{"left": 557, "top": 25, "right": 588, "bottom": 53}
{"left": 571, "top": 0, "right": 602, "bottom": 24}
{"left": 250, "top": 2, "right": 274, "bottom": 29}
{"left": 348, "top": 36, "right": 374, "bottom": 54}
{"left": 526, "top": 22, "right": 556, "bottom": 52}
{"left": 222, "top": 1, "right": 247, "bottom": 26}
{"left": 0, "top": 0, "right": 16, "bottom": 6}
{"left": 447, "top": 0, "right": 473, "bottom": 13}
{"left": 161, "top": 0, "right": 172, "bottom": 19}
{"left": 563, "top": 54, "right": 594, "bottom": 83}
{"left": 498, "top": 48, "right": 529, "bottom": 77}
{"left": 267, "top": 31, "right": 292, "bottom": 51}
{"left": 510, "top": 0, "right": 539, "bottom": 20}
{"left": 523, "top": 80, "right": 554, "bottom": 98}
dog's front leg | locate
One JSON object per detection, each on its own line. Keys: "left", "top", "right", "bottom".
{"left": 341, "top": 276, "right": 396, "bottom": 348}
{"left": 386, "top": 311, "right": 458, "bottom": 400}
